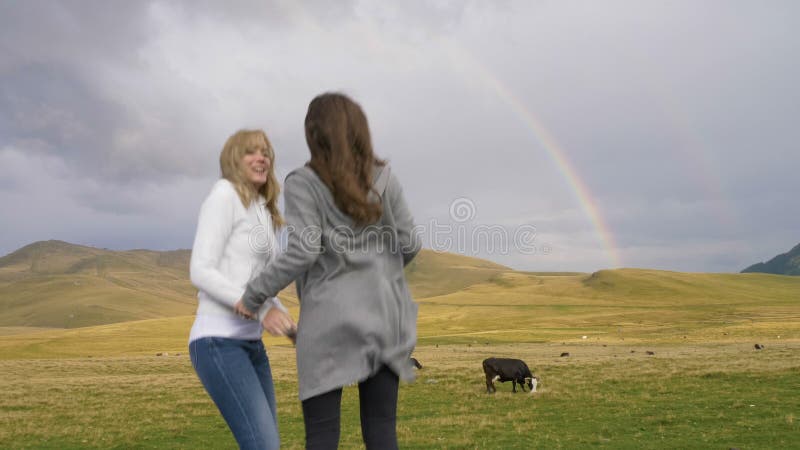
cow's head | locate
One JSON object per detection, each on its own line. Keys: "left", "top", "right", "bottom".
{"left": 525, "top": 375, "right": 541, "bottom": 394}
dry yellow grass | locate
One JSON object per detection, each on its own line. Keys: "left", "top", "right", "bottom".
{"left": 0, "top": 243, "right": 499, "bottom": 328}
{"left": 1, "top": 267, "right": 798, "bottom": 360}
{"left": 1, "top": 244, "right": 798, "bottom": 447}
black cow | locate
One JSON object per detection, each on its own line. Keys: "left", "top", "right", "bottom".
{"left": 482, "top": 357, "right": 538, "bottom": 394}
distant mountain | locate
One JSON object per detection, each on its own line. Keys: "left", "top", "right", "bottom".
{"left": 741, "top": 243, "right": 800, "bottom": 276}
{"left": 0, "top": 240, "right": 512, "bottom": 328}
{"left": 0, "top": 240, "right": 198, "bottom": 328}
{"left": 0, "top": 240, "right": 191, "bottom": 277}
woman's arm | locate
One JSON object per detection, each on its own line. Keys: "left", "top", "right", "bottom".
{"left": 241, "top": 173, "right": 322, "bottom": 312}
{"left": 189, "top": 185, "right": 246, "bottom": 308}
{"left": 256, "top": 296, "right": 287, "bottom": 321}
{"left": 388, "top": 173, "right": 421, "bottom": 266}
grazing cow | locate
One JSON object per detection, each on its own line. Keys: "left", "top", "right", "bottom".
{"left": 754, "top": 344, "right": 764, "bottom": 350}
{"left": 560, "top": 352, "right": 570, "bottom": 357}
{"left": 482, "top": 357, "right": 539, "bottom": 394}
{"left": 410, "top": 357, "right": 423, "bottom": 369}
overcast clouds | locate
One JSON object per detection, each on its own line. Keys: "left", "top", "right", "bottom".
{"left": 0, "top": 0, "right": 797, "bottom": 272}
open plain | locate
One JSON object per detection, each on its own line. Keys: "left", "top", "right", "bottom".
{"left": 1, "top": 246, "right": 798, "bottom": 448}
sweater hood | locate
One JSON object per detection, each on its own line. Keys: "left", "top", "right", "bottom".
{"left": 287, "top": 164, "right": 391, "bottom": 229}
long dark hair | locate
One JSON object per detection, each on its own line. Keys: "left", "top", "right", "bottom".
{"left": 305, "top": 93, "right": 386, "bottom": 226}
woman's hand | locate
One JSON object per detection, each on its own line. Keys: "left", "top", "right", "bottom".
{"left": 233, "top": 299, "right": 256, "bottom": 319}
{"left": 261, "top": 308, "right": 297, "bottom": 338}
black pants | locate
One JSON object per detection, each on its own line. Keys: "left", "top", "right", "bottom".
{"left": 302, "top": 365, "right": 399, "bottom": 450}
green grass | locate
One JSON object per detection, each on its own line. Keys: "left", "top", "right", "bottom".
{"left": 1, "top": 343, "right": 797, "bottom": 449}
{"left": 1, "top": 242, "right": 799, "bottom": 448}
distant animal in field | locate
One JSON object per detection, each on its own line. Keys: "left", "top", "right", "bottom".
{"left": 410, "top": 357, "right": 423, "bottom": 369}
{"left": 754, "top": 344, "right": 764, "bottom": 350}
{"left": 482, "top": 357, "right": 539, "bottom": 394}
{"left": 646, "top": 351, "right": 655, "bottom": 356}
{"left": 560, "top": 352, "right": 570, "bottom": 357}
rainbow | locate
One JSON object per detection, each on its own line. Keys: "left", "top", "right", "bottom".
{"left": 443, "top": 42, "right": 622, "bottom": 268}
{"left": 271, "top": 4, "right": 623, "bottom": 267}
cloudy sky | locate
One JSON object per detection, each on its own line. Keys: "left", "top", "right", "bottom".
{"left": 1, "top": 0, "right": 797, "bottom": 272}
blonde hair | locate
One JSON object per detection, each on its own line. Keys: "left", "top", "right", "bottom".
{"left": 219, "top": 129, "right": 284, "bottom": 228}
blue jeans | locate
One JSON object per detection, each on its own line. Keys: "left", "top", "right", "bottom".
{"left": 190, "top": 337, "right": 280, "bottom": 450}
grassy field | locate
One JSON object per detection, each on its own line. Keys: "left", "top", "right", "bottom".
{"left": 1, "top": 244, "right": 799, "bottom": 448}
{"left": 1, "top": 342, "right": 797, "bottom": 449}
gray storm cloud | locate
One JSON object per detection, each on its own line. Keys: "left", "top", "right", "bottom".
{"left": 0, "top": 0, "right": 797, "bottom": 272}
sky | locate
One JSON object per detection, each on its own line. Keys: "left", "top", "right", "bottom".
{"left": 0, "top": 0, "right": 798, "bottom": 273}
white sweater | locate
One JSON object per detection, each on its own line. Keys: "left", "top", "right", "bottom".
{"left": 188, "top": 179, "right": 285, "bottom": 343}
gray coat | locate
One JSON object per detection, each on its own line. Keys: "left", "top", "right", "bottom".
{"left": 242, "top": 164, "right": 421, "bottom": 401}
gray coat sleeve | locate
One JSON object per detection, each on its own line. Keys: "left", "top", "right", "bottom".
{"left": 242, "top": 173, "right": 322, "bottom": 312}
{"left": 387, "top": 173, "right": 421, "bottom": 266}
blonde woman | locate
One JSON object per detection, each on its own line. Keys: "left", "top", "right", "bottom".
{"left": 189, "top": 129, "right": 295, "bottom": 450}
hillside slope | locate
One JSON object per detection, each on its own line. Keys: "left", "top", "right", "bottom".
{"left": 742, "top": 243, "right": 800, "bottom": 275}
{"left": 2, "top": 268, "right": 799, "bottom": 358}
{"left": 0, "top": 241, "right": 511, "bottom": 328}
{"left": 0, "top": 241, "right": 197, "bottom": 327}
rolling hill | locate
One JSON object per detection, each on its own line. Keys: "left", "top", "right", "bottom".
{"left": 0, "top": 240, "right": 515, "bottom": 328}
{"left": 1, "top": 267, "right": 799, "bottom": 359}
{"left": 742, "top": 243, "right": 800, "bottom": 275}
{"left": 3, "top": 240, "right": 799, "bottom": 342}
{"left": 0, "top": 241, "right": 197, "bottom": 328}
